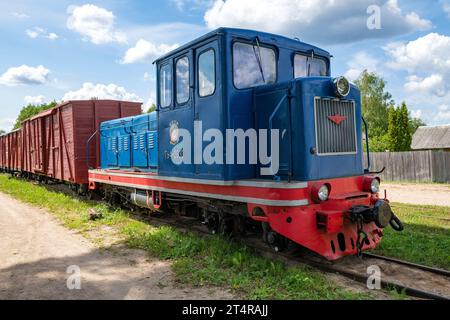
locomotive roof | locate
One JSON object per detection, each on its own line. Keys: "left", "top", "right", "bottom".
{"left": 154, "top": 27, "right": 331, "bottom": 64}
{"left": 100, "top": 111, "right": 157, "bottom": 128}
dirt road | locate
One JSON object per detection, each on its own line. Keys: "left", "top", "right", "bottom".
{"left": 0, "top": 192, "right": 233, "bottom": 300}
{"left": 382, "top": 183, "right": 450, "bottom": 207}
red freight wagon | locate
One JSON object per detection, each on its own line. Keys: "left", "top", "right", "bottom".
{"left": 21, "top": 100, "right": 141, "bottom": 191}
{"left": 0, "top": 133, "right": 6, "bottom": 170}
{"left": 5, "top": 129, "right": 22, "bottom": 172}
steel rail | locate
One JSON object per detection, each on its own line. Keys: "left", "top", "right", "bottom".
{"left": 17, "top": 180, "right": 450, "bottom": 301}
{"left": 362, "top": 252, "right": 450, "bottom": 278}
{"left": 142, "top": 213, "right": 450, "bottom": 300}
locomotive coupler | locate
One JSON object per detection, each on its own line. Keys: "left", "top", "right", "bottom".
{"left": 349, "top": 200, "right": 404, "bottom": 232}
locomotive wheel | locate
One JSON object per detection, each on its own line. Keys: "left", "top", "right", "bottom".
{"left": 218, "top": 215, "right": 234, "bottom": 237}
{"left": 262, "top": 222, "right": 288, "bottom": 252}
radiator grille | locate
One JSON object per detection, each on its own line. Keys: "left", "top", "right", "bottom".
{"left": 314, "top": 97, "right": 357, "bottom": 155}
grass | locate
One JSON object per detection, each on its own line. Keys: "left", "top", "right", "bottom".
{"left": 372, "top": 202, "right": 450, "bottom": 270}
{"left": 0, "top": 174, "right": 367, "bottom": 300}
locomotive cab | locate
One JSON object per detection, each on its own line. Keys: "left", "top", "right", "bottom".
{"left": 155, "top": 28, "right": 362, "bottom": 182}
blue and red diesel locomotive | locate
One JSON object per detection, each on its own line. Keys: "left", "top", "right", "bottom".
{"left": 2, "top": 28, "right": 404, "bottom": 260}
{"left": 89, "top": 28, "right": 403, "bottom": 259}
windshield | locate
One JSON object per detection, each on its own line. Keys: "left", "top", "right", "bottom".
{"left": 233, "top": 42, "right": 276, "bottom": 89}
{"left": 294, "top": 54, "right": 327, "bottom": 78}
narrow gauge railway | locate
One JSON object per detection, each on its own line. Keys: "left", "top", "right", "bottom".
{"left": 1, "top": 28, "right": 407, "bottom": 263}
{"left": 4, "top": 175, "right": 450, "bottom": 300}
{"left": 133, "top": 203, "right": 450, "bottom": 300}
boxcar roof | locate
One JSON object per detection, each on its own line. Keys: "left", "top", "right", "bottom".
{"left": 24, "top": 100, "right": 142, "bottom": 123}
{"left": 154, "top": 27, "right": 331, "bottom": 64}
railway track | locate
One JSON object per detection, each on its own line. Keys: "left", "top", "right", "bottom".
{"left": 19, "top": 180, "right": 450, "bottom": 300}
{"left": 141, "top": 212, "right": 450, "bottom": 300}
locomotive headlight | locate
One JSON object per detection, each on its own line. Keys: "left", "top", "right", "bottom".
{"left": 363, "top": 176, "right": 381, "bottom": 193}
{"left": 311, "top": 183, "right": 331, "bottom": 203}
{"left": 333, "top": 76, "right": 351, "bottom": 98}
{"left": 370, "top": 179, "right": 380, "bottom": 193}
{"left": 318, "top": 185, "right": 330, "bottom": 201}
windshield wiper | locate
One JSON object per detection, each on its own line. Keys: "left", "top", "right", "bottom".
{"left": 252, "top": 37, "right": 265, "bottom": 83}
{"left": 307, "top": 50, "right": 314, "bottom": 77}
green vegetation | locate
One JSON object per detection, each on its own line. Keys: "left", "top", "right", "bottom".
{"left": 0, "top": 174, "right": 368, "bottom": 300}
{"left": 373, "top": 203, "right": 450, "bottom": 270}
{"left": 387, "top": 102, "right": 412, "bottom": 152}
{"left": 13, "top": 101, "right": 58, "bottom": 129}
{"left": 355, "top": 70, "right": 425, "bottom": 152}
{"left": 0, "top": 129, "right": 5, "bottom": 135}
{"left": 146, "top": 103, "right": 157, "bottom": 113}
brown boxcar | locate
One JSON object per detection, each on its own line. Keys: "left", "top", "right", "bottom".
{"left": 21, "top": 100, "right": 141, "bottom": 186}
{"left": 4, "top": 129, "right": 22, "bottom": 172}
{"left": 0, "top": 133, "right": 6, "bottom": 170}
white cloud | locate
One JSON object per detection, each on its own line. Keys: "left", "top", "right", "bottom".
{"left": 171, "top": 0, "right": 186, "bottom": 10}
{"left": 0, "top": 118, "right": 15, "bottom": 132}
{"left": 26, "top": 27, "right": 58, "bottom": 40}
{"left": 204, "top": 0, "right": 431, "bottom": 44}
{"left": 384, "top": 33, "right": 450, "bottom": 97}
{"left": 171, "top": 0, "right": 214, "bottom": 11}
{"left": 410, "top": 109, "right": 422, "bottom": 119}
{"left": 385, "top": 33, "right": 450, "bottom": 125}
{"left": 434, "top": 105, "right": 450, "bottom": 122}
{"left": 121, "top": 39, "right": 178, "bottom": 64}
{"left": 62, "top": 83, "right": 141, "bottom": 102}
{"left": 442, "top": 0, "right": 450, "bottom": 18}
{"left": 145, "top": 97, "right": 156, "bottom": 111}
{"left": 0, "top": 65, "right": 50, "bottom": 86}
{"left": 143, "top": 72, "right": 154, "bottom": 81}
{"left": 344, "top": 51, "right": 380, "bottom": 81}
{"left": 26, "top": 27, "right": 43, "bottom": 39}
{"left": 47, "top": 33, "right": 59, "bottom": 41}
{"left": 12, "top": 12, "right": 29, "bottom": 19}
{"left": 404, "top": 75, "right": 445, "bottom": 94}
{"left": 24, "top": 95, "right": 46, "bottom": 105}
{"left": 67, "top": 4, "right": 127, "bottom": 45}
{"left": 384, "top": 33, "right": 450, "bottom": 72}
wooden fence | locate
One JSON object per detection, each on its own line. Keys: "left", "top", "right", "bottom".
{"left": 364, "top": 151, "right": 450, "bottom": 183}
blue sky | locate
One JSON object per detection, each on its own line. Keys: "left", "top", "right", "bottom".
{"left": 1, "top": 0, "right": 450, "bottom": 131}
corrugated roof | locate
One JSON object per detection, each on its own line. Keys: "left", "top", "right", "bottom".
{"left": 411, "top": 125, "right": 450, "bottom": 150}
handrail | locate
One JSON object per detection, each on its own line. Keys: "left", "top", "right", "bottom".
{"left": 267, "top": 91, "right": 292, "bottom": 179}
{"left": 268, "top": 93, "right": 289, "bottom": 133}
{"left": 86, "top": 129, "right": 99, "bottom": 169}
{"left": 362, "top": 117, "right": 370, "bottom": 172}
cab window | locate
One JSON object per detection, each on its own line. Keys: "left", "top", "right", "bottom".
{"left": 160, "top": 63, "right": 172, "bottom": 108}
{"left": 176, "top": 56, "right": 190, "bottom": 104}
{"left": 198, "top": 50, "right": 216, "bottom": 97}
{"left": 294, "top": 54, "right": 327, "bottom": 78}
{"left": 233, "top": 42, "right": 276, "bottom": 89}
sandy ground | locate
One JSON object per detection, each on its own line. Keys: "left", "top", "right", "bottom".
{"left": 382, "top": 183, "right": 450, "bottom": 207}
{"left": 0, "top": 192, "right": 233, "bottom": 300}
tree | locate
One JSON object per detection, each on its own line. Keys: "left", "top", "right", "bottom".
{"left": 146, "top": 104, "right": 156, "bottom": 113}
{"left": 398, "top": 102, "right": 412, "bottom": 151}
{"left": 13, "top": 101, "right": 58, "bottom": 129}
{"left": 0, "top": 129, "right": 5, "bottom": 135}
{"left": 355, "top": 70, "right": 394, "bottom": 139}
{"left": 387, "top": 106, "right": 399, "bottom": 151}
{"left": 409, "top": 117, "right": 426, "bottom": 136}
{"left": 355, "top": 70, "right": 424, "bottom": 152}
{"left": 386, "top": 102, "right": 413, "bottom": 151}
